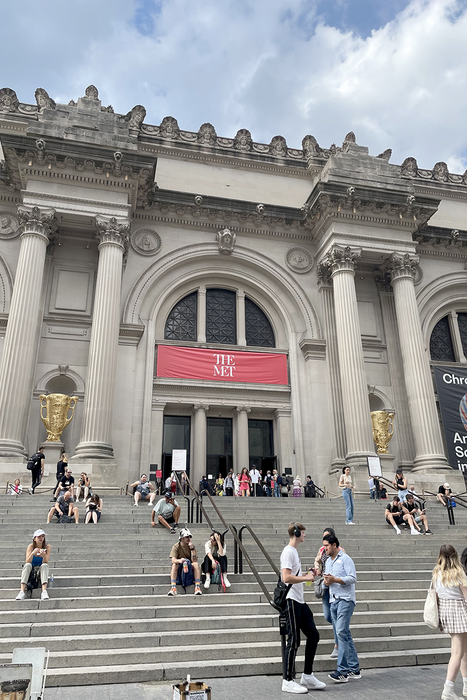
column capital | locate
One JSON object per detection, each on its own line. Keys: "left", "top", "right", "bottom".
{"left": 95, "top": 216, "right": 130, "bottom": 250}
{"left": 387, "top": 253, "right": 420, "bottom": 283}
{"left": 320, "top": 245, "right": 361, "bottom": 279}
{"left": 374, "top": 268, "right": 393, "bottom": 294}
{"left": 236, "top": 405, "right": 251, "bottom": 414}
{"left": 193, "top": 403, "right": 209, "bottom": 412}
{"left": 17, "top": 205, "right": 55, "bottom": 240}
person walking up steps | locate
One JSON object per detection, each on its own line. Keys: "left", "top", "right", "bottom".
{"left": 280, "top": 522, "right": 326, "bottom": 694}
{"left": 339, "top": 466, "right": 355, "bottom": 525}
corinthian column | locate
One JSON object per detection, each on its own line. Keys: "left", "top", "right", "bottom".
{"left": 236, "top": 405, "right": 250, "bottom": 470}
{"left": 0, "top": 205, "right": 55, "bottom": 458}
{"left": 318, "top": 278, "right": 347, "bottom": 469}
{"left": 192, "top": 403, "right": 208, "bottom": 487}
{"left": 320, "top": 246, "right": 375, "bottom": 467}
{"left": 387, "top": 253, "right": 449, "bottom": 471}
{"left": 73, "top": 216, "right": 130, "bottom": 461}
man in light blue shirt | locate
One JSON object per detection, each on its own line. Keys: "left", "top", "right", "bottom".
{"left": 323, "top": 534, "right": 360, "bottom": 683}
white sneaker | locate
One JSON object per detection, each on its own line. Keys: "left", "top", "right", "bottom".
{"left": 15, "top": 591, "right": 26, "bottom": 600}
{"left": 223, "top": 575, "right": 231, "bottom": 588}
{"left": 330, "top": 647, "right": 339, "bottom": 659}
{"left": 204, "top": 576, "right": 211, "bottom": 589}
{"left": 411, "top": 528, "right": 420, "bottom": 535}
{"left": 346, "top": 521, "right": 355, "bottom": 525}
{"left": 40, "top": 590, "right": 49, "bottom": 600}
{"left": 28, "top": 487, "right": 33, "bottom": 495}
{"left": 300, "top": 673, "right": 326, "bottom": 690}
{"left": 442, "top": 686, "right": 460, "bottom": 700}
{"left": 395, "top": 527, "right": 402, "bottom": 535}
{"left": 282, "top": 679, "right": 308, "bottom": 694}
{"left": 134, "top": 502, "right": 138, "bottom": 507}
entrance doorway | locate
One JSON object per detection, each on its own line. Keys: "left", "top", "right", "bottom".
{"left": 207, "top": 418, "right": 233, "bottom": 480}
{"left": 248, "top": 419, "right": 274, "bottom": 471}
{"left": 162, "top": 415, "right": 191, "bottom": 482}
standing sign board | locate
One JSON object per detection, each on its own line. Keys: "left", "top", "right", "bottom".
{"left": 367, "top": 456, "right": 382, "bottom": 478}
{"left": 433, "top": 366, "right": 467, "bottom": 474}
{"left": 172, "top": 449, "right": 187, "bottom": 472}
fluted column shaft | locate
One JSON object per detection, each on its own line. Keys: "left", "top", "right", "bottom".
{"left": 377, "top": 288, "right": 415, "bottom": 465}
{"left": 388, "top": 254, "right": 449, "bottom": 471}
{"left": 319, "top": 283, "right": 347, "bottom": 466}
{"left": 74, "top": 217, "right": 129, "bottom": 459}
{"left": 322, "top": 246, "right": 375, "bottom": 463}
{"left": 236, "top": 406, "right": 250, "bottom": 470}
{"left": 0, "top": 206, "right": 54, "bottom": 457}
{"left": 192, "top": 404, "right": 208, "bottom": 485}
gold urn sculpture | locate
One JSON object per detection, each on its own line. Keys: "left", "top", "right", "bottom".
{"left": 39, "top": 393, "right": 79, "bottom": 442}
{"left": 371, "top": 410, "right": 395, "bottom": 454}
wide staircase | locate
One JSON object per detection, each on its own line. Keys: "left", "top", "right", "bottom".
{"left": 0, "top": 490, "right": 465, "bottom": 687}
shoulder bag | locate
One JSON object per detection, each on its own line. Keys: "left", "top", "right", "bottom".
{"left": 423, "top": 580, "right": 439, "bottom": 629}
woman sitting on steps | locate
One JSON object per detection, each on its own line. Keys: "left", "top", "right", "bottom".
{"left": 202, "top": 531, "right": 231, "bottom": 589}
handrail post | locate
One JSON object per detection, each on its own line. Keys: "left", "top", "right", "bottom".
{"left": 239, "top": 528, "right": 243, "bottom": 574}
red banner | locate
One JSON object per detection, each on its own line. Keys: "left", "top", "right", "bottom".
{"left": 156, "top": 345, "right": 288, "bottom": 385}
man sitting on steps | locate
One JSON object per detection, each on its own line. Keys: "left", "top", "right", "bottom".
{"left": 151, "top": 491, "right": 180, "bottom": 533}
{"left": 167, "top": 528, "right": 202, "bottom": 596}
{"left": 402, "top": 493, "right": 433, "bottom": 535}
{"left": 130, "top": 474, "right": 156, "bottom": 507}
{"left": 385, "top": 496, "right": 420, "bottom": 535}
{"left": 46, "top": 490, "right": 79, "bottom": 524}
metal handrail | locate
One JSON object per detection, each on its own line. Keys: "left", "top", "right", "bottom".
{"left": 171, "top": 472, "right": 197, "bottom": 524}
{"left": 182, "top": 473, "right": 275, "bottom": 607}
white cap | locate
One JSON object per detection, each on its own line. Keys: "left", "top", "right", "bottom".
{"left": 33, "top": 529, "right": 46, "bottom": 538}
{"left": 179, "top": 528, "right": 192, "bottom": 539}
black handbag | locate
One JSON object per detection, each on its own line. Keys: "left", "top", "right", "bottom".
{"left": 272, "top": 568, "right": 299, "bottom": 612}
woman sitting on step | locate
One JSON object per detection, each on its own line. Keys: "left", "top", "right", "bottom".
{"left": 85, "top": 493, "right": 103, "bottom": 524}
{"left": 15, "top": 529, "right": 51, "bottom": 600}
{"left": 202, "top": 531, "right": 231, "bottom": 589}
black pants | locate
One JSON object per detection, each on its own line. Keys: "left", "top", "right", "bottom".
{"left": 31, "top": 467, "right": 42, "bottom": 492}
{"left": 284, "top": 599, "right": 319, "bottom": 680}
{"left": 225, "top": 488, "right": 233, "bottom": 497}
{"left": 201, "top": 554, "right": 228, "bottom": 574}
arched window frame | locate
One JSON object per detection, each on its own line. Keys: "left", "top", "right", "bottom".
{"left": 429, "top": 307, "right": 467, "bottom": 364}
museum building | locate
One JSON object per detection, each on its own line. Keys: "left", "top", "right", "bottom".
{"left": 0, "top": 84, "right": 466, "bottom": 492}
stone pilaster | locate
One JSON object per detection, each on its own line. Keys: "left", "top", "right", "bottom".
{"left": 236, "top": 405, "right": 250, "bottom": 470}
{"left": 318, "top": 278, "right": 347, "bottom": 469}
{"left": 73, "top": 216, "right": 130, "bottom": 462}
{"left": 192, "top": 403, "right": 208, "bottom": 486}
{"left": 0, "top": 205, "right": 55, "bottom": 458}
{"left": 375, "top": 275, "right": 415, "bottom": 467}
{"left": 387, "top": 253, "right": 449, "bottom": 472}
{"left": 274, "top": 407, "right": 293, "bottom": 474}
{"left": 319, "top": 246, "right": 376, "bottom": 468}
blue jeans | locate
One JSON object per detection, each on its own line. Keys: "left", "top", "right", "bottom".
{"left": 330, "top": 600, "right": 359, "bottom": 673}
{"left": 342, "top": 488, "right": 354, "bottom": 523}
{"left": 274, "top": 483, "right": 281, "bottom": 497}
{"left": 322, "top": 588, "right": 338, "bottom": 645}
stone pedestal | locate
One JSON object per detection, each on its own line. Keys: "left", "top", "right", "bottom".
{"left": 40, "top": 441, "right": 64, "bottom": 478}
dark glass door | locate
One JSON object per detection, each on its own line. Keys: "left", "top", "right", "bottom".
{"left": 248, "top": 419, "right": 273, "bottom": 470}
{"left": 162, "top": 415, "right": 191, "bottom": 481}
{"left": 207, "top": 418, "right": 233, "bottom": 479}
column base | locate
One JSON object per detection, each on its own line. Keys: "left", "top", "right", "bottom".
{"left": 69, "top": 458, "right": 118, "bottom": 487}
{"left": 411, "top": 454, "right": 451, "bottom": 473}
{"left": 329, "top": 458, "right": 346, "bottom": 475}
{"left": 409, "top": 471, "right": 466, "bottom": 495}
{"left": 72, "top": 441, "right": 114, "bottom": 460}
{"left": 0, "top": 440, "right": 28, "bottom": 459}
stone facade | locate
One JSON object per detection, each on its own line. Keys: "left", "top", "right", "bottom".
{"left": 0, "top": 85, "right": 466, "bottom": 493}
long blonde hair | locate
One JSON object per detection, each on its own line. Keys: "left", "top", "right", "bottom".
{"left": 432, "top": 544, "right": 467, "bottom": 587}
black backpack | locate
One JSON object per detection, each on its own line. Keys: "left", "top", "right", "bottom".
{"left": 27, "top": 453, "right": 40, "bottom": 471}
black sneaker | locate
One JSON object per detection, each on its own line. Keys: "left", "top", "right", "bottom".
{"left": 347, "top": 670, "right": 361, "bottom": 680}
{"left": 328, "top": 671, "right": 348, "bottom": 683}
{"left": 425, "top": 530, "right": 433, "bottom": 535}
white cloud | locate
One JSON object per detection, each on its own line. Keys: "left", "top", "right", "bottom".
{"left": 2, "top": 0, "right": 467, "bottom": 171}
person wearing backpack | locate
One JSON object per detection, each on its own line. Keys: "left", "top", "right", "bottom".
{"left": 27, "top": 446, "right": 45, "bottom": 495}
{"left": 167, "top": 528, "right": 202, "bottom": 597}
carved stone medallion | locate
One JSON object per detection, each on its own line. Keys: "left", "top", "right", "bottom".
{"left": 0, "top": 212, "right": 20, "bottom": 239}
{"left": 130, "top": 228, "right": 161, "bottom": 256}
{"left": 285, "top": 247, "right": 314, "bottom": 273}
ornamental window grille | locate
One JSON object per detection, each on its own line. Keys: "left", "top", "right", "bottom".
{"left": 206, "top": 289, "right": 236, "bottom": 344}
{"left": 458, "top": 313, "right": 467, "bottom": 357}
{"left": 430, "top": 316, "right": 455, "bottom": 362}
{"left": 164, "top": 292, "right": 197, "bottom": 341}
{"left": 245, "top": 297, "right": 275, "bottom": 347}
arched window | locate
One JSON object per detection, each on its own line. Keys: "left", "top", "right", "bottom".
{"left": 429, "top": 313, "right": 466, "bottom": 362}
{"left": 459, "top": 313, "right": 467, "bottom": 357}
{"left": 164, "top": 292, "right": 197, "bottom": 341}
{"left": 245, "top": 297, "right": 275, "bottom": 347}
{"left": 164, "top": 289, "right": 276, "bottom": 348}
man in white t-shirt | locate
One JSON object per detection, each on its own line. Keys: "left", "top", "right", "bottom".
{"left": 249, "top": 467, "right": 260, "bottom": 496}
{"left": 280, "top": 522, "right": 326, "bottom": 694}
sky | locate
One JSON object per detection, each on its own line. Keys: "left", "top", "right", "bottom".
{"left": 3, "top": 0, "right": 467, "bottom": 171}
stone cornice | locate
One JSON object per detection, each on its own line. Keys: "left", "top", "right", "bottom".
{"left": 414, "top": 224, "right": 467, "bottom": 248}
{"left": 299, "top": 338, "right": 326, "bottom": 361}
{"left": 153, "top": 378, "right": 291, "bottom": 398}
{"left": 302, "top": 182, "right": 439, "bottom": 240}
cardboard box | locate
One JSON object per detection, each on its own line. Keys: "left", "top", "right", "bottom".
{"left": 173, "top": 681, "right": 212, "bottom": 700}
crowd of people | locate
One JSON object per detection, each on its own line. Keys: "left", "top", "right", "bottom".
{"left": 201, "top": 468, "right": 318, "bottom": 498}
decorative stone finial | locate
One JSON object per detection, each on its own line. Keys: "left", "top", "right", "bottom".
{"left": 159, "top": 116, "right": 180, "bottom": 139}
{"left": 401, "top": 157, "right": 418, "bottom": 178}
{"left": 84, "top": 85, "right": 99, "bottom": 100}
{"left": 269, "top": 135, "right": 287, "bottom": 157}
{"left": 0, "top": 88, "right": 19, "bottom": 113}
{"left": 377, "top": 149, "right": 392, "bottom": 161}
{"left": 302, "top": 135, "right": 321, "bottom": 159}
{"left": 197, "top": 123, "right": 217, "bottom": 146}
{"left": 233, "top": 128, "right": 252, "bottom": 151}
{"left": 35, "top": 88, "right": 56, "bottom": 112}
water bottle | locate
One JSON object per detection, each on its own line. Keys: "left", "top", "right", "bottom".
{"left": 183, "top": 560, "right": 188, "bottom": 574}
{"left": 305, "top": 568, "right": 313, "bottom": 587}
{"left": 49, "top": 574, "right": 54, "bottom": 589}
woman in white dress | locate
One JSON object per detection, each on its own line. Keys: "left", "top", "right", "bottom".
{"left": 433, "top": 544, "right": 467, "bottom": 700}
